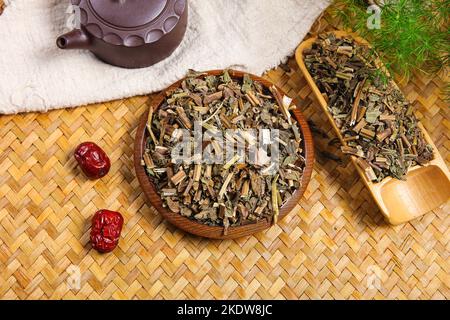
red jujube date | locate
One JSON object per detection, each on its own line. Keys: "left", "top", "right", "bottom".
{"left": 74, "top": 142, "right": 111, "bottom": 179}
{"left": 90, "top": 210, "right": 124, "bottom": 253}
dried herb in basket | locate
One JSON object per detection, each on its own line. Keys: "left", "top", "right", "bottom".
{"left": 142, "top": 71, "right": 305, "bottom": 234}
{"left": 304, "top": 33, "right": 433, "bottom": 182}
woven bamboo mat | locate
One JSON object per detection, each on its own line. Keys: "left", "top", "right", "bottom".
{"left": 0, "top": 3, "right": 449, "bottom": 300}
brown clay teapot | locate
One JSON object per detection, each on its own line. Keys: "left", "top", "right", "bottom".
{"left": 57, "top": 0, "right": 188, "bottom": 69}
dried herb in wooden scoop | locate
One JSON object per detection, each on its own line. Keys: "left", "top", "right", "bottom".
{"left": 142, "top": 71, "right": 305, "bottom": 234}
{"left": 304, "top": 33, "right": 433, "bottom": 182}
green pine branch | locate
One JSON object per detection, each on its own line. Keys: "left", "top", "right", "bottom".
{"left": 330, "top": 0, "right": 449, "bottom": 86}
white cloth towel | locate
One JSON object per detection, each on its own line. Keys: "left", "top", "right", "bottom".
{"left": 0, "top": 0, "right": 329, "bottom": 114}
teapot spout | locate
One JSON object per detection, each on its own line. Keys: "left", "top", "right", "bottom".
{"left": 57, "top": 29, "right": 90, "bottom": 50}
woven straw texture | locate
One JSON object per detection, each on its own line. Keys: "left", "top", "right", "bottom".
{"left": 0, "top": 3, "right": 449, "bottom": 299}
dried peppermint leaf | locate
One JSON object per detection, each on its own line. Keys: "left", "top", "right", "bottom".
{"left": 142, "top": 70, "right": 306, "bottom": 230}
{"left": 304, "top": 34, "right": 433, "bottom": 182}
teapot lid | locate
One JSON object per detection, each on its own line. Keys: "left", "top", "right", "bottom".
{"left": 72, "top": 0, "right": 187, "bottom": 47}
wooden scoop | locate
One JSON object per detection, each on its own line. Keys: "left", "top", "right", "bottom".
{"left": 295, "top": 31, "right": 450, "bottom": 225}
